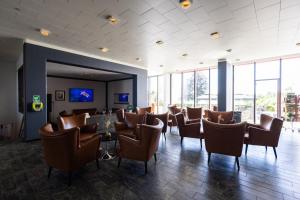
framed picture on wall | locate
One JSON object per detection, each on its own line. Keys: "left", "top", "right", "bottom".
{"left": 55, "top": 90, "right": 65, "bottom": 101}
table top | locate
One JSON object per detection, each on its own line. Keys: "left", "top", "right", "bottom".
{"left": 98, "top": 131, "right": 117, "bottom": 142}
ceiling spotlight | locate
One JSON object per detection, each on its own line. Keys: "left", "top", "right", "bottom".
{"left": 99, "top": 47, "right": 109, "bottom": 53}
{"left": 226, "top": 49, "right": 232, "bottom": 53}
{"left": 160, "top": 65, "right": 164, "bottom": 67}
{"left": 40, "top": 28, "right": 51, "bottom": 37}
{"left": 156, "top": 40, "right": 164, "bottom": 45}
{"left": 136, "top": 57, "right": 142, "bottom": 62}
{"left": 14, "top": 7, "right": 21, "bottom": 12}
{"left": 179, "top": 0, "right": 193, "bottom": 9}
{"left": 199, "top": 62, "right": 204, "bottom": 64}
{"left": 235, "top": 59, "right": 240, "bottom": 62}
{"left": 182, "top": 53, "right": 188, "bottom": 57}
{"left": 106, "top": 15, "right": 119, "bottom": 25}
{"left": 296, "top": 42, "right": 300, "bottom": 46}
{"left": 210, "top": 32, "right": 220, "bottom": 39}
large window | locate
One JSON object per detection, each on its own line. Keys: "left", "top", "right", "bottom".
{"left": 182, "top": 72, "right": 194, "bottom": 108}
{"left": 195, "top": 70, "right": 209, "bottom": 109}
{"left": 171, "top": 73, "right": 182, "bottom": 106}
{"left": 148, "top": 76, "right": 158, "bottom": 113}
{"left": 234, "top": 64, "right": 254, "bottom": 122}
{"left": 210, "top": 68, "right": 218, "bottom": 110}
{"left": 158, "top": 75, "right": 170, "bottom": 113}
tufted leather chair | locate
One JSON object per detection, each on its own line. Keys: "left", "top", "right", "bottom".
{"left": 207, "top": 110, "right": 235, "bottom": 124}
{"left": 117, "top": 118, "right": 163, "bottom": 173}
{"left": 202, "top": 119, "right": 246, "bottom": 170}
{"left": 39, "top": 123, "right": 100, "bottom": 186}
{"left": 57, "top": 113, "right": 98, "bottom": 143}
{"left": 136, "top": 106, "right": 152, "bottom": 115}
{"left": 245, "top": 114, "right": 283, "bottom": 158}
{"left": 175, "top": 113, "right": 203, "bottom": 148}
{"left": 145, "top": 112, "right": 169, "bottom": 140}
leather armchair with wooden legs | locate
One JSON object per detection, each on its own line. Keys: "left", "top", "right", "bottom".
{"left": 117, "top": 118, "right": 163, "bottom": 174}
{"left": 186, "top": 107, "right": 202, "bottom": 121}
{"left": 145, "top": 112, "right": 169, "bottom": 140}
{"left": 168, "top": 105, "right": 184, "bottom": 132}
{"left": 57, "top": 113, "right": 99, "bottom": 143}
{"left": 244, "top": 114, "right": 283, "bottom": 158}
{"left": 175, "top": 113, "right": 203, "bottom": 148}
{"left": 39, "top": 123, "right": 101, "bottom": 186}
{"left": 207, "top": 110, "right": 235, "bottom": 124}
{"left": 202, "top": 119, "right": 246, "bottom": 171}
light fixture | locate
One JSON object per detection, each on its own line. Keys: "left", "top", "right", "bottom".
{"left": 99, "top": 47, "right": 109, "bottom": 53}
{"left": 136, "top": 57, "right": 142, "bottom": 62}
{"left": 296, "top": 42, "right": 300, "bottom": 46}
{"left": 160, "top": 65, "right": 164, "bottom": 67}
{"left": 182, "top": 53, "right": 188, "bottom": 57}
{"left": 179, "top": 0, "right": 193, "bottom": 9}
{"left": 235, "top": 59, "right": 240, "bottom": 62}
{"left": 210, "top": 32, "right": 220, "bottom": 39}
{"left": 106, "top": 15, "right": 119, "bottom": 25}
{"left": 226, "top": 49, "right": 232, "bottom": 53}
{"left": 156, "top": 40, "right": 164, "bottom": 45}
{"left": 199, "top": 62, "right": 204, "bottom": 64}
{"left": 40, "top": 28, "right": 51, "bottom": 37}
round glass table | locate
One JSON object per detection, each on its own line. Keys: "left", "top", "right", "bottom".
{"left": 98, "top": 131, "right": 118, "bottom": 160}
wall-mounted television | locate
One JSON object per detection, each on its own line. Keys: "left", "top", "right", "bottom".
{"left": 69, "top": 88, "right": 94, "bottom": 102}
{"left": 114, "top": 93, "right": 129, "bottom": 104}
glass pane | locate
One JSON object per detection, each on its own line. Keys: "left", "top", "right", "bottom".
{"left": 195, "top": 70, "right": 209, "bottom": 110}
{"left": 234, "top": 64, "right": 254, "bottom": 122}
{"left": 171, "top": 73, "right": 182, "bottom": 106}
{"left": 255, "top": 80, "right": 278, "bottom": 122}
{"left": 210, "top": 68, "right": 218, "bottom": 110}
{"left": 158, "top": 75, "right": 170, "bottom": 113}
{"left": 148, "top": 76, "right": 157, "bottom": 113}
{"left": 182, "top": 72, "right": 195, "bottom": 108}
{"left": 256, "top": 61, "right": 280, "bottom": 80}
{"left": 281, "top": 58, "right": 300, "bottom": 122}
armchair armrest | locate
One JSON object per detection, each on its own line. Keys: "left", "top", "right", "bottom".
{"left": 114, "top": 122, "right": 127, "bottom": 131}
{"left": 247, "top": 126, "right": 271, "bottom": 145}
{"left": 80, "top": 123, "right": 98, "bottom": 133}
{"left": 76, "top": 134, "right": 101, "bottom": 163}
{"left": 118, "top": 135, "right": 140, "bottom": 147}
{"left": 187, "top": 118, "right": 201, "bottom": 124}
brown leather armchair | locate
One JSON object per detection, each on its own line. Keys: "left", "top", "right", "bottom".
{"left": 245, "top": 114, "right": 283, "bottom": 158}
{"left": 39, "top": 123, "right": 101, "bottom": 186}
{"left": 207, "top": 110, "right": 235, "bottom": 124}
{"left": 117, "top": 118, "right": 163, "bottom": 173}
{"left": 202, "top": 119, "right": 246, "bottom": 170}
{"left": 136, "top": 106, "right": 152, "bottom": 115}
{"left": 57, "top": 113, "right": 98, "bottom": 143}
{"left": 168, "top": 105, "right": 184, "bottom": 132}
{"left": 114, "top": 112, "right": 145, "bottom": 139}
{"left": 145, "top": 112, "right": 169, "bottom": 140}
{"left": 116, "top": 109, "right": 125, "bottom": 122}
{"left": 175, "top": 113, "right": 203, "bottom": 148}
{"left": 187, "top": 107, "right": 202, "bottom": 121}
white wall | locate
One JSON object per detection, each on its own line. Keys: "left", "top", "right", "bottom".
{"left": 47, "top": 77, "right": 106, "bottom": 121}
{"left": 107, "top": 79, "right": 133, "bottom": 109}
{"left": 0, "top": 61, "right": 17, "bottom": 124}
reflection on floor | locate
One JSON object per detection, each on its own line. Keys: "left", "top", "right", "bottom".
{"left": 0, "top": 129, "right": 300, "bottom": 200}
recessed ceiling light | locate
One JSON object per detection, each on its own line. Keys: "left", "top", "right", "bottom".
{"left": 182, "top": 53, "right": 188, "bottom": 57}
{"left": 210, "top": 32, "right": 220, "bottom": 39}
{"left": 136, "top": 57, "right": 142, "bottom": 62}
{"left": 199, "top": 62, "right": 204, "bottom": 64}
{"left": 160, "top": 65, "right": 164, "bottom": 67}
{"left": 179, "top": 0, "right": 193, "bottom": 9}
{"left": 40, "top": 28, "right": 51, "bottom": 37}
{"left": 296, "top": 42, "right": 300, "bottom": 46}
{"left": 106, "top": 15, "right": 119, "bottom": 25}
{"left": 226, "top": 49, "right": 232, "bottom": 53}
{"left": 14, "top": 7, "right": 21, "bottom": 12}
{"left": 99, "top": 47, "right": 109, "bottom": 53}
{"left": 156, "top": 40, "right": 164, "bottom": 45}
{"left": 235, "top": 59, "right": 240, "bottom": 62}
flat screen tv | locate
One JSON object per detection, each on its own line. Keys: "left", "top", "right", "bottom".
{"left": 69, "top": 88, "right": 94, "bottom": 102}
{"left": 114, "top": 93, "right": 129, "bottom": 104}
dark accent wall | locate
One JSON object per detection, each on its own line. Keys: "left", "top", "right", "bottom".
{"left": 218, "top": 60, "right": 227, "bottom": 111}
{"left": 23, "top": 43, "right": 147, "bottom": 141}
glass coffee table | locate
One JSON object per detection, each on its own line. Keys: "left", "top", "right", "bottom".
{"left": 98, "top": 131, "right": 118, "bottom": 160}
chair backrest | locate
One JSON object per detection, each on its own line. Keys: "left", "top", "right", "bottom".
{"left": 187, "top": 107, "right": 202, "bottom": 120}
{"left": 207, "top": 110, "right": 234, "bottom": 124}
{"left": 140, "top": 118, "right": 163, "bottom": 160}
{"left": 124, "top": 112, "right": 145, "bottom": 128}
{"left": 260, "top": 114, "right": 274, "bottom": 130}
{"left": 175, "top": 113, "right": 186, "bottom": 127}
{"left": 39, "top": 123, "right": 79, "bottom": 171}
{"left": 136, "top": 106, "right": 151, "bottom": 115}
{"left": 72, "top": 108, "right": 98, "bottom": 116}
{"left": 168, "top": 105, "right": 182, "bottom": 115}
{"left": 145, "top": 112, "right": 168, "bottom": 133}
{"left": 270, "top": 117, "right": 283, "bottom": 146}
{"left": 58, "top": 113, "right": 86, "bottom": 130}
{"left": 202, "top": 119, "right": 246, "bottom": 157}
{"left": 116, "top": 109, "right": 125, "bottom": 122}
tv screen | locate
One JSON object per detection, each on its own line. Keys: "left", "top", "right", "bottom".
{"left": 69, "top": 88, "right": 94, "bottom": 102}
{"left": 114, "top": 93, "right": 129, "bottom": 104}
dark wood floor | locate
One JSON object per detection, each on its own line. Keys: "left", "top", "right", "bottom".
{"left": 0, "top": 128, "right": 300, "bottom": 200}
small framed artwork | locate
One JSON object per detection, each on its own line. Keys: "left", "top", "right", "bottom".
{"left": 55, "top": 90, "right": 65, "bottom": 101}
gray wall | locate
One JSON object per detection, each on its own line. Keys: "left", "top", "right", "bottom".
{"left": 107, "top": 79, "right": 133, "bottom": 109}
{"left": 47, "top": 77, "right": 106, "bottom": 122}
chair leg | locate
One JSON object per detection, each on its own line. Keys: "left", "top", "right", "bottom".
{"left": 235, "top": 157, "right": 240, "bottom": 171}
{"left": 208, "top": 152, "right": 211, "bottom": 164}
{"left": 48, "top": 166, "right": 52, "bottom": 179}
{"left": 117, "top": 157, "right": 122, "bottom": 168}
{"left": 144, "top": 161, "right": 148, "bottom": 174}
{"left": 181, "top": 137, "right": 183, "bottom": 144}
{"left": 164, "top": 132, "right": 166, "bottom": 140}
{"left": 200, "top": 139, "right": 203, "bottom": 149}
{"left": 154, "top": 153, "right": 157, "bottom": 162}
{"left": 265, "top": 146, "right": 267, "bottom": 151}
{"left": 245, "top": 144, "right": 248, "bottom": 155}
{"left": 273, "top": 147, "right": 277, "bottom": 159}
{"left": 96, "top": 159, "right": 100, "bottom": 169}
{"left": 68, "top": 172, "right": 72, "bottom": 186}
{"left": 170, "top": 126, "right": 172, "bottom": 133}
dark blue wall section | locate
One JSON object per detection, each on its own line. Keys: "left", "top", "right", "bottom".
{"left": 23, "top": 43, "right": 147, "bottom": 141}
{"left": 218, "top": 60, "right": 227, "bottom": 111}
